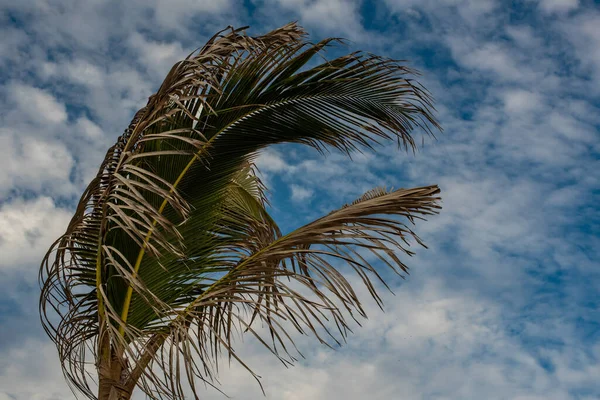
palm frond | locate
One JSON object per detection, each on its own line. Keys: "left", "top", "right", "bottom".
{"left": 39, "top": 22, "right": 441, "bottom": 400}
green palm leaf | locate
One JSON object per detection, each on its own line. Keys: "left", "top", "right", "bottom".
{"left": 40, "top": 22, "right": 442, "bottom": 400}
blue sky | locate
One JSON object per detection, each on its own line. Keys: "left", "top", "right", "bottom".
{"left": 0, "top": 0, "right": 599, "bottom": 399}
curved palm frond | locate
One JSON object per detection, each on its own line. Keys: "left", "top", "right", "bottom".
{"left": 40, "top": 22, "right": 442, "bottom": 400}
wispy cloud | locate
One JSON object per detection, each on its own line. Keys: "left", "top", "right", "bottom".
{"left": 290, "top": 184, "right": 314, "bottom": 202}
{"left": 533, "top": 0, "right": 580, "bottom": 14}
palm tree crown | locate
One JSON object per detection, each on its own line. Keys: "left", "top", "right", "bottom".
{"left": 40, "top": 22, "right": 442, "bottom": 400}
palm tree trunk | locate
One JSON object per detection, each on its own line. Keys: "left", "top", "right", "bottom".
{"left": 97, "top": 334, "right": 165, "bottom": 400}
{"left": 98, "top": 372, "right": 133, "bottom": 400}
{"left": 98, "top": 343, "right": 132, "bottom": 400}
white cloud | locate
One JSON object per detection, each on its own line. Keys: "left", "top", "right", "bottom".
{"left": 290, "top": 184, "right": 313, "bottom": 202}
{"left": 73, "top": 117, "right": 104, "bottom": 140}
{"left": 256, "top": 149, "right": 290, "bottom": 173}
{"left": 127, "top": 32, "right": 187, "bottom": 77}
{"left": 0, "top": 197, "right": 71, "bottom": 277}
{"left": 503, "top": 89, "right": 543, "bottom": 114}
{"left": 535, "top": 0, "right": 579, "bottom": 14}
{"left": 63, "top": 59, "right": 105, "bottom": 87}
{"left": 446, "top": 39, "right": 532, "bottom": 82}
{"left": 276, "top": 152, "right": 384, "bottom": 203}
{"left": 0, "top": 27, "right": 28, "bottom": 67}
{"left": 150, "top": 0, "right": 233, "bottom": 31}
{"left": 0, "top": 131, "right": 75, "bottom": 196}
{"left": 31, "top": 56, "right": 153, "bottom": 130}
{"left": 384, "top": 0, "right": 497, "bottom": 27}
{"left": 11, "top": 84, "right": 68, "bottom": 125}
{"left": 505, "top": 25, "right": 542, "bottom": 49}
{"left": 0, "top": 339, "right": 73, "bottom": 400}
{"left": 259, "top": 0, "right": 370, "bottom": 41}
{"left": 560, "top": 11, "right": 600, "bottom": 90}
{"left": 5, "top": 0, "right": 118, "bottom": 50}
{"left": 254, "top": 148, "right": 293, "bottom": 189}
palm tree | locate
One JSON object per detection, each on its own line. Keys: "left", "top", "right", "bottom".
{"left": 40, "top": 23, "right": 442, "bottom": 400}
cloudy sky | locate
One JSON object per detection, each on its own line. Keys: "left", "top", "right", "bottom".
{"left": 0, "top": 0, "right": 599, "bottom": 399}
